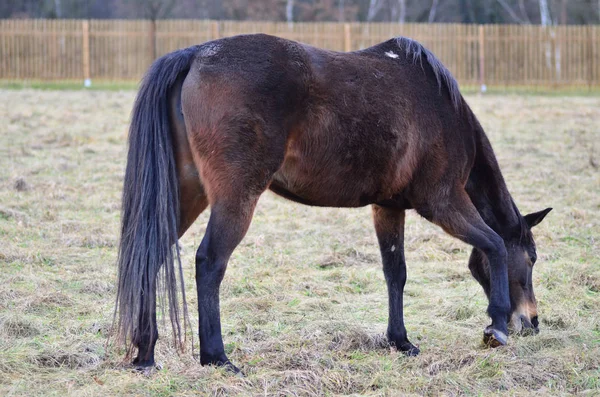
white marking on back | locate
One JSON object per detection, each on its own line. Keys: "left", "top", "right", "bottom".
{"left": 385, "top": 51, "right": 399, "bottom": 59}
{"left": 391, "top": 245, "right": 396, "bottom": 252}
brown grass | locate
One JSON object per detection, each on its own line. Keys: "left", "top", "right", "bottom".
{"left": 0, "top": 89, "right": 599, "bottom": 396}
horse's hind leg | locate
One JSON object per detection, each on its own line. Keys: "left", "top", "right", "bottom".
{"left": 132, "top": 140, "right": 208, "bottom": 368}
{"left": 372, "top": 206, "right": 419, "bottom": 356}
{"left": 131, "top": 191, "right": 208, "bottom": 370}
{"left": 373, "top": 205, "right": 419, "bottom": 356}
{"left": 193, "top": 150, "right": 278, "bottom": 370}
{"left": 195, "top": 194, "right": 262, "bottom": 371}
{"left": 189, "top": 133, "right": 283, "bottom": 371}
{"left": 416, "top": 188, "right": 510, "bottom": 347}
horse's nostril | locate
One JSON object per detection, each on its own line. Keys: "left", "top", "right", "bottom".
{"left": 531, "top": 316, "right": 539, "bottom": 328}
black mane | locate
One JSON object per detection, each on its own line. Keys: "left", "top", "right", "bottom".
{"left": 395, "top": 37, "right": 462, "bottom": 110}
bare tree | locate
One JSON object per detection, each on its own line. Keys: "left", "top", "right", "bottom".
{"left": 120, "top": 0, "right": 177, "bottom": 20}
{"left": 539, "top": 0, "right": 552, "bottom": 68}
{"left": 367, "top": 0, "right": 383, "bottom": 21}
{"left": 120, "top": 0, "right": 177, "bottom": 60}
{"left": 517, "top": 0, "right": 531, "bottom": 23}
{"left": 338, "top": 0, "right": 345, "bottom": 21}
{"left": 388, "top": 0, "right": 407, "bottom": 23}
{"left": 3, "top": 0, "right": 600, "bottom": 23}
{"left": 559, "top": 0, "right": 567, "bottom": 24}
{"left": 537, "top": 0, "right": 561, "bottom": 80}
{"left": 286, "top": 0, "right": 294, "bottom": 24}
{"left": 496, "top": 0, "right": 525, "bottom": 23}
{"left": 54, "top": 0, "right": 62, "bottom": 17}
{"left": 428, "top": 0, "right": 439, "bottom": 22}
{"left": 459, "top": 0, "right": 476, "bottom": 23}
{"left": 398, "top": 0, "right": 406, "bottom": 23}
{"left": 539, "top": 0, "right": 552, "bottom": 25}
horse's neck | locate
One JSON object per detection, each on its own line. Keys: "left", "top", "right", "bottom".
{"left": 466, "top": 124, "right": 521, "bottom": 239}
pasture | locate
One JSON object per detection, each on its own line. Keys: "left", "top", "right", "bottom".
{"left": 0, "top": 88, "right": 599, "bottom": 396}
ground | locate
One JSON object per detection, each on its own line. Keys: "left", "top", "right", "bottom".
{"left": 0, "top": 89, "right": 599, "bottom": 396}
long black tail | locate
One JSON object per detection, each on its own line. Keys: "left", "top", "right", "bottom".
{"left": 114, "top": 46, "right": 198, "bottom": 356}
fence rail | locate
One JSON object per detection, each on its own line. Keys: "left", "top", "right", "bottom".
{"left": 1, "top": 19, "right": 599, "bottom": 88}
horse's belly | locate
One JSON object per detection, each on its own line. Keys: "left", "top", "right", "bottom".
{"left": 270, "top": 114, "right": 419, "bottom": 207}
{"left": 270, "top": 156, "right": 392, "bottom": 208}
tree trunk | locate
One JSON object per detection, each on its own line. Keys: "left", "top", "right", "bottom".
{"left": 518, "top": 0, "right": 531, "bottom": 23}
{"left": 54, "top": 0, "right": 61, "bottom": 18}
{"left": 539, "top": 0, "right": 552, "bottom": 25}
{"left": 208, "top": 0, "right": 223, "bottom": 20}
{"left": 398, "top": 0, "right": 406, "bottom": 23}
{"left": 367, "top": 0, "right": 383, "bottom": 22}
{"left": 338, "top": 0, "right": 345, "bottom": 22}
{"left": 560, "top": 0, "right": 567, "bottom": 24}
{"left": 428, "top": 0, "right": 439, "bottom": 23}
{"left": 496, "top": 0, "right": 525, "bottom": 23}
{"left": 539, "top": 0, "right": 560, "bottom": 82}
{"left": 460, "top": 0, "right": 475, "bottom": 23}
{"left": 286, "top": 0, "right": 294, "bottom": 24}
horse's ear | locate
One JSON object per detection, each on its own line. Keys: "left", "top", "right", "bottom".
{"left": 524, "top": 208, "right": 552, "bottom": 228}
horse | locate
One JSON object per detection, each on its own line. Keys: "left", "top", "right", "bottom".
{"left": 113, "top": 33, "right": 551, "bottom": 372}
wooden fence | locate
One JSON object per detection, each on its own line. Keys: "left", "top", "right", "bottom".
{"left": 1, "top": 19, "right": 599, "bottom": 88}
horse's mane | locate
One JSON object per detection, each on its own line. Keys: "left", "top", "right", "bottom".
{"left": 395, "top": 37, "right": 462, "bottom": 111}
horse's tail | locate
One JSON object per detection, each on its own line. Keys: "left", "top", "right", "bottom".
{"left": 114, "top": 45, "right": 198, "bottom": 356}
{"left": 396, "top": 37, "right": 462, "bottom": 111}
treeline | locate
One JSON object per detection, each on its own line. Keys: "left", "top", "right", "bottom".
{"left": 2, "top": 0, "right": 599, "bottom": 24}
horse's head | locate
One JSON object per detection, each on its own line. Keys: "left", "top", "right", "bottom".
{"left": 468, "top": 208, "right": 552, "bottom": 335}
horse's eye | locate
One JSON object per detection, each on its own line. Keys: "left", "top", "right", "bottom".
{"left": 530, "top": 254, "right": 537, "bottom": 265}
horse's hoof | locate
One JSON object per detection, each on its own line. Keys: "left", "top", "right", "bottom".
{"left": 200, "top": 354, "right": 243, "bottom": 376}
{"left": 131, "top": 361, "right": 162, "bottom": 377}
{"left": 223, "top": 361, "right": 244, "bottom": 377}
{"left": 388, "top": 338, "right": 420, "bottom": 356}
{"left": 398, "top": 341, "right": 420, "bottom": 356}
{"left": 483, "top": 327, "right": 508, "bottom": 347}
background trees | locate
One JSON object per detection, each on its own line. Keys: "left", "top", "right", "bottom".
{"left": 1, "top": 0, "right": 599, "bottom": 24}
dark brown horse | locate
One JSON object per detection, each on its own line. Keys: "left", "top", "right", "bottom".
{"left": 114, "top": 34, "right": 551, "bottom": 372}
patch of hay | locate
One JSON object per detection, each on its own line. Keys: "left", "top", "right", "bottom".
{"left": 25, "top": 292, "right": 74, "bottom": 313}
{"left": 328, "top": 328, "right": 389, "bottom": 353}
{"left": 80, "top": 280, "right": 114, "bottom": 296}
{"left": 0, "top": 315, "right": 40, "bottom": 338}
{"left": 33, "top": 343, "right": 103, "bottom": 369}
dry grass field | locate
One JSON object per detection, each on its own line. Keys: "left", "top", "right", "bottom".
{"left": 0, "top": 89, "right": 599, "bottom": 396}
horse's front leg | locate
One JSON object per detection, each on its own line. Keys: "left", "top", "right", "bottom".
{"left": 372, "top": 205, "right": 420, "bottom": 356}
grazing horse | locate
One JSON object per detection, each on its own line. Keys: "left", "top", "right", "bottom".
{"left": 114, "top": 34, "right": 551, "bottom": 372}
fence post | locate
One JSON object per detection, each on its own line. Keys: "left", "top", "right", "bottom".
{"left": 344, "top": 23, "right": 351, "bottom": 52}
{"left": 82, "top": 20, "right": 91, "bottom": 87}
{"left": 478, "top": 25, "right": 486, "bottom": 93}
{"left": 550, "top": 27, "right": 557, "bottom": 88}
{"left": 149, "top": 19, "right": 157, "bottom": 62}
{"left": 587, "top": 26, "right": 593, "bottom": 91}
